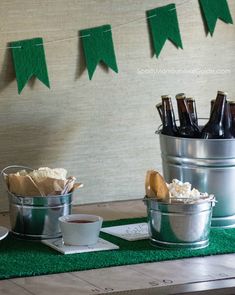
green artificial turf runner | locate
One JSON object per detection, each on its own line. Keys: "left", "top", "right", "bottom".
{"left": 1, "top": 217, "right": 235, "bottom": 280}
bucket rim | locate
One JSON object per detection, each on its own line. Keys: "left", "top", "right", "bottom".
{"left": 8, "top": 191, "right": 73, "bottom": 199}
{"left": 143, "top": 196, "right": 215, "bottom": 206}
{"left": 156, "top": 118, "right": 235, "bottom": 141}
{"left": 158, "top": 132, "right": 235, "bottom": 142}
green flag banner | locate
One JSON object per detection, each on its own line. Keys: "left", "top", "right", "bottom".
{"left": 11, "top": 37, "right": 50, "bottom": 94}
{"left": 80, "top": 24, "right": 118, "bottom": 80}
{"left": 199, "top": 0, "right": 233, "bottom": 35}
{"left": 147, "top": 3, "right": 183, "bottom": 58}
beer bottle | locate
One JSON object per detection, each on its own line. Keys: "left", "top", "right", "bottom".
{"left": 156, "top": 102, "right": 163, "bottom": 122}
{"left": 187, "top": 97, "right": 198, "bottom": 126}
{"left": 210, "top": 99, "right": 215, "bottom": 115}
{"left": 201, "top": 91, "right": 227, "bottom": 139}
{"left": 223, "top": 100, "right": 234, "bottom": 138}
{"left": 229, "top": 101, "right": 235, "bottom": 127}
{"left": 176, "top": 93, "right": 201, "bottom": 138}
{"left": 161, "top": 95, "right": 178, "bottom": 136}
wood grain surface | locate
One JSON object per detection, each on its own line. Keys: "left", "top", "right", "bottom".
{"left": 0, "top": 0, "right": 234, "bottom": 210}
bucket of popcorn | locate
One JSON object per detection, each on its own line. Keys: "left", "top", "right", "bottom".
{"left": 1, "top": 165, "right": 83, "bottom": 240}
{"left": 144, "top": 170, "right": 216, "bottom": 249}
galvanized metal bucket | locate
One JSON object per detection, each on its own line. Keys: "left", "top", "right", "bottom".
{"left": 158, "top": 131, "right": 235, "bottom": 228}
{"left": 144, "top": 197, "right": 214, "bottom": 249}
{"left": 8, "top": 192, "right": 72, "bottom": 240}
{"left": 1, "top": 165, "right": 72, "bottom": 240}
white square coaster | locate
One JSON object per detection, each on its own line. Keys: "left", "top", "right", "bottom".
{"left": 42, "top": 238, "right": 119, "bottom": 254}
{"left": 101, "top": 223, "right": 149, "bottom": 241}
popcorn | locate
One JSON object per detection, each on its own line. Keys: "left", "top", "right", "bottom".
{"left": 145, "top": 170, "right": 215, "bottom": 204}
{"left": 167, "top": 179, "right": 213, "bottom": 204}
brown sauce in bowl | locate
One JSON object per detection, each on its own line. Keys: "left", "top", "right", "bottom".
{"left": 67, "top": 220, "right": 94, "bottom": 224}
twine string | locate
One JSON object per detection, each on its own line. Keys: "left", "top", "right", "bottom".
{"left": 0, "top": 0, "right": 192, "bottom": 50}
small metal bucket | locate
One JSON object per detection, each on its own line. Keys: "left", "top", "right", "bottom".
{"left": 158, "top": 128, "right": 235, "bottom": 228}
{"left": 144, "top": 197, "right": 214, "bottom": 249}
{"left": 1, "top": 166, "right": 72, "bottom": 240}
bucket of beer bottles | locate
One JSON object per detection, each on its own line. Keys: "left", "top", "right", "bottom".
{"left": 157, "top": 130, "right": 235, "bottom": 228}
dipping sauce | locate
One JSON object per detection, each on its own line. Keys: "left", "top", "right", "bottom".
{"left": 59, "top": 214, "right": 103, "bottom": 246}
{"left": 67, "top": 220, "right": 93, "bottom": 224}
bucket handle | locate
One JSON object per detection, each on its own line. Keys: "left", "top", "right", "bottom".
{"left": 155, "top": 124, "right": 163, "bottom": 135}
{"left": 0, "top": 165, "right": 44, "bottom": 198}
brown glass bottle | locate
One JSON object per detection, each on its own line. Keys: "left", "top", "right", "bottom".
{"left": 161, "top": 95, "right": 178, "bottom": 136}
{"left": 176, "top": 93, "right": 201, "bottom": 138}
{"left": 201, "top": 91, "right": 228, "bottom": 139}
{"left": 229, "top": 101, "right": 235, "bottom": 126}
{"left": 187, "top": 97, "right": 198, "bottom": 126}
{"left": 156, "top": 102, "right": 163, "bottom": 122}
{"left": 210, "top": 99, "right": 215, "bottom": 115}
{"left": 223, "top": 100, "right": 234, "bottom": 138}
{"left": 229, "top": 101, "right": 235, "bottom": 137}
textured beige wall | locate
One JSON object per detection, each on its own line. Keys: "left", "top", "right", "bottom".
{"left": 0, "top": 0, "right": 234, "bottom": 211}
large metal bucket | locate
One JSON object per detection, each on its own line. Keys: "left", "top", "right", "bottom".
{"left": 8, "top": 192, "right": 72, "bottom": 239}
{"left": 159, "top": 133, "right": 235, "bottom": 228}
{"left": 144, "top": 197, "right": 213, "bottom": 249}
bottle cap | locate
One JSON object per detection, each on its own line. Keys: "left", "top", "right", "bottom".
{"left": 155, "top": 102, "right": 162, "bottom": 108}
{"left": 175, "top": 93, "right": 186, "bottom": 99}
{"left": 217, "top": 90, "right": 228, "bottom": 96}
{"left": 161, "top": 95, "right": 171, "bottom": 99}
{"left": 228, "top": 100, "right": 235, "bottom": 105}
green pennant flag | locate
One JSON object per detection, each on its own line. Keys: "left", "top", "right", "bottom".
{"left": 80, "top": 24, "right": 118, "bottom": 80}
{"left": 147, "top": 3, "right": 183, "bottom": 58}
{"left": 11, "top": 37, "right": 50, "bottom": 94}
{"left": 199, "top": 0, "right": 233, "bottom": 35}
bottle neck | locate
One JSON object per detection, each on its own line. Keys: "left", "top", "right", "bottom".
{"left": 162, "top": 98, "right": 177, "bottom": 128}
{"left": 223, "top": 101, "right": 234, "bottom": 138}
{"left": 187, "top": 99, "right": 198, "bottom": 125}
{"left": 209, "top": 93, "right": 226, "bottom": 124}
{"left": 156, "top": 103, "right": 163, "bottom": 122}
{"left": 229, "top": 103, "right": 235, "bottom": 122}
{"left": 177, "top": 99, "right": 193, "bottom": 127}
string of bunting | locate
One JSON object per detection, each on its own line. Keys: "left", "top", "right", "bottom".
{"left": 5, "top": 0, "right": 234, "bottom": 94}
